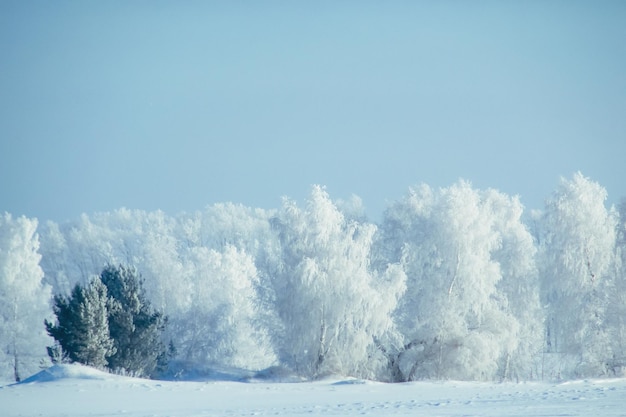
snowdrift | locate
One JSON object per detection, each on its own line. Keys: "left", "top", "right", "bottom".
{"left": 3, "top": 365, "right": 626, "bottom": 417}
{"left": 19, "top": 363, "right": 119, "bottom": 384}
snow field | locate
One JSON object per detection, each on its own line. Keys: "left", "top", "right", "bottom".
{"left": 1, "top": 365, "right": 626, "bottom": 417}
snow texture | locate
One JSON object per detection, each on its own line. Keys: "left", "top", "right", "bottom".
{"left": 2, "top": 364, "right": 625, "bottom": 417}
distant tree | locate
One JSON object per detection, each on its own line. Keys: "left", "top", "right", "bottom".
{"left": 36, "top": 207, "right": 278, "bottom": 373}
{"left": 168, "top": 245, "right": 275, "bottom": 370}
{"left": 539, "top": 172, "right": 617, "bottom": 377}
{"left": 487, "top": 189, "right": 543, "bottom": 381}
{"left": 267, "top": 185, "right": 405, "bottom": 379}
{"left": 45, "top": 276, "right": 115, "bottom": 369}
{"left": 100, "top": 264, "right": 168, "bottom": 377}
{"left": 608, "top": 199, "right": 626, "bottom": 374}
{"left": 0, "top": 213, "right": 53, "bottom": 382}
{"left": 38, "top": 220, "right": 73, "bottom": 295}
{"left": 376, "top": 182, "right": 537, "bottom": 381}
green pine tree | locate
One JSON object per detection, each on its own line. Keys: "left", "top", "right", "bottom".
{"left": 46, "top": 265, "right": 168, "bottom": 377}
{"left": 100, "top": 265, "right": 167, "bottom": 377}
{"left": 45, "top": 277, "right": 116, "bottom": 369}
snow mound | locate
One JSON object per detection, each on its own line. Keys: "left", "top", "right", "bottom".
{"left": 19, "top": 364, "right": 114, "bottom": 384}
{"left": 246, "top": 366, "right": 306, "bottom": 383}
{"left": 160, "top": 361, "right": 256, "bottom": 382}
{"left": 331, "top": 378, "right": 369, "bottom": 385}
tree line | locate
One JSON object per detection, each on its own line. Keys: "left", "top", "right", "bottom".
{"left": 1, "top": 172, "right": 625, "bottom": 382}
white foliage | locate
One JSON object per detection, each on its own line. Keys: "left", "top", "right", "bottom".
{"left": 539, "top": 172, "right": 618, "bottom": 377}
{"left": 268, "top": 185, "right": 405, "bottom": 379}
{"left": 0, "top": 213, "right": 52, "bottom": 381}
{"left": 29, "top": 174, "right": 621, "bottom": 382}
{"left": 38, "top": 207, "right": 276, "bottom": 372}
{"left": 379, "top": 181, "right": 537, "bottom": 380}
{"left": 608, "top": 200, "right": 626, "bottom": 375}
{"left": 172, "top": 245, "right": 275, "bottom": 369}
{"left": 486, "top": 189, "right": 543, "bottom": 380}
{"left": 179, "top": 203, "right": 276, "bottom": 257}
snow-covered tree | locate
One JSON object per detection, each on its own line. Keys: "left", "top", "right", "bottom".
{"left": 100, "top": 265, "right": 167, "bottom": 377}
{"left": 46, "top": 276, "right": 115, "bottom": 369}
{"left": 170, "top": 245, "right": 274, "bottom": 370}
{"left": 38, "top": 220, "right": 73, "bottom": 295}
{"left": 487, "top": 189, "right": 543, "bottom": 381}
{"left": 267, "top": 185, "right": 405, "bottom": 379}
{"left": 135, "top": 211, "right": 187, "bottom": 314}
{"left": 45, "top": 264, "right": 167, "bottom": 376}
{"left": 0, "top": 213, "right": 52, "bottom": 381}
{"left": 39, "top": 212, "right": 131, "bottom": 293}
{"left": 377, "top": 182, "right": 537, "bottom": 381}
{"left": 608, "top": 199, "right": 626, "bottom": 375}
{"left": 180, "top": 203, "right": 275, "bottom": 254}
{"left": 39, "top": 209, "right": 186, "bottom": 313}
{"left": 37, "top": 208, "right": 275, "bottom": 372}
{"left": 539, "top": 172, "right": 617, "bottom": 378}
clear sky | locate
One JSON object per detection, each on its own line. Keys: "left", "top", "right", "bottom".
{"left": 1, "top": 1, "right": 625, "bottom": 223}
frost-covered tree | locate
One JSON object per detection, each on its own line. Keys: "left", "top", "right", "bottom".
{"left": 539, "top": 172, "right": 617, "bottom": 378}
{"left": 45, "top": 276, "right": 115, "bottom": 369}
{"left": 608, "top": 199, "right": 626, "bottom": 374}
{"left": 377, "top": 182, "right": 537, "bottom": 381}
{"left": 37, "top": 208, "right": 276, "bottom": 373}
{"left": 39, "top": 212, "right": 132, "bottom": 293}
{"left": 100, "top": 265, "right": 167, "bottom": 377}
{"left": 135, "top": 211, "right": 187, "bottom": 314}
{"left": 45, "top": 265, "right": 167, "bottom": 376}
{"left": 0, "top": 213, "right": 52, "bottom": 382}
{"left": 180, "top": 203, "right": 275, "bottom": 254}
{"left": 38, "top": 220, "right": 73, "bottom": 295}
{"left": 268, "top": 185, "right": 405, "bottom": 379}
{"left": 487, "top": 189, "right": 543, "bottom": 381}
{"left": 170, "top": 245, "right": 274, "bottom": 370}
{"left": 39, "top": 209, "right": 188, "bottom": 314}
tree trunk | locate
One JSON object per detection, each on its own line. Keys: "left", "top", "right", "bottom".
{"left": 13, "top": 341, "right": 21, "bottom": 382}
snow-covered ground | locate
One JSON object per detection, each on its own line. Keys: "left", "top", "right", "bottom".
{"left": 1, "top": 364, "right": 625, "bottom": 417}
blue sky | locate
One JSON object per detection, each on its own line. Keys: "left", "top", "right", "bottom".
{"left": 1, "top": 1, "right": 625, "bottom": 222}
